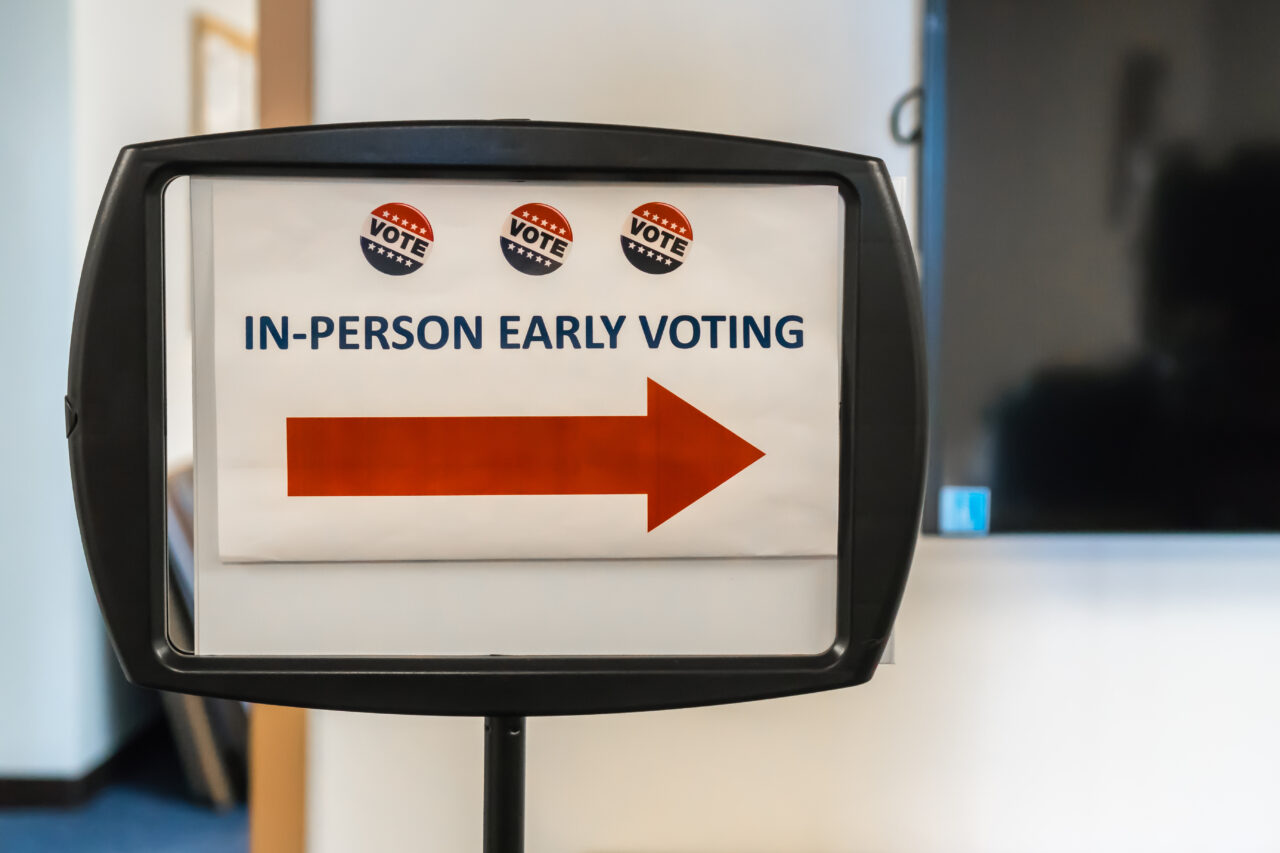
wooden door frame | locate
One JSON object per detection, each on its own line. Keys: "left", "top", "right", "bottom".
{"left": 250, "top": 1, "right": 313, "bottom": 851}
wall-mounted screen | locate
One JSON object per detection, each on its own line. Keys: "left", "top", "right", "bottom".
{"left": 924, "top": 0, "right": 1280, "bottom": 533}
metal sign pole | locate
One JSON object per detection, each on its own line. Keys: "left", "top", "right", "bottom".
{"left": 483, "top": 716, "right": 526, "bottom": 853}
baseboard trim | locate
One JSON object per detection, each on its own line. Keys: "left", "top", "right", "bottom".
{"left": 0, "top": 723, "right": 161, "bottom": 808}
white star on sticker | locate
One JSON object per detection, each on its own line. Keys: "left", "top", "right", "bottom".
{"left": 628, "top": 241, "right": 635, "bottom": 249}
{"left": 521, "top": 210, "right": 530, "bottom": 218}
{"left": 560, "top": 227, "right": 567, "bottom": 235}
{"left": 665, "top": 258, "right": 672, "bottom": 265}
{"left": 377, "top": 247, "right": 386, "bottom": 255}
{"left": 642, "top": 209, "right": 650, "bottom": 217}
{"left": 404, "top": 260, "right": 413, "bottom": 269}
{"left": 680, "top": 227, "right": 687, "bottom": 234}
{"left": 540, "top": 218, "right": 549, "bottom": 227}
{"left": 508, "top": 242, "right": 516, "bottom": 250}
{"left": 544, "top": 258, "right": 552, "bottom": 266}
{"left": 661, "top": 218, "right": 669, "bottom": 226}
{"left": 391, "top": 215, "right": 400, "bottom": 223}
{"left": 381, "top": 210, "right": 390, "bottom": 217}
{"left": 517, "top": 248, "right": 525, "bottom": 255}
{"left": 647, "top": 250, "right": 655, "bottom": 257}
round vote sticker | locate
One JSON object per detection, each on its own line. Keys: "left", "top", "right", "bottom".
{"left": 501, "top": 203, "right": 573, "bottom": 275}
{"left": 621, "top": 202, "right": 692, "bottom": 274}
{"left": 361, "top": 202, "right": 434, "bottom": 275}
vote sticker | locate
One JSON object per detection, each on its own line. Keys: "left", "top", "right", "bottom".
{"left": 361, "top": 202, "right": 433, "bottom": 275}
{"left": 501, "top": 203, "right": 573, "bottom": 275}
{"left": 621, "top": 202, "right": 692, "bottom": 274}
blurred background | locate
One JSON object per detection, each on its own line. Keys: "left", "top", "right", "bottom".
{"left": 4, "top": 0, "right": 1280, "bottom": 851}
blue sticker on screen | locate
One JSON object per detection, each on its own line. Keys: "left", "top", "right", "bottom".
{"left": 939, "top": 486, "right": 991, "bottom": 535}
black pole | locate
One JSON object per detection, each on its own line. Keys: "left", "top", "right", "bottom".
{"left": 483, "top": 715, "right": 526, "bottom": 853}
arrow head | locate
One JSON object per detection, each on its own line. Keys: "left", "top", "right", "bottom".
{"left": 646, "top": 379, "right": 765, "bottom": 530}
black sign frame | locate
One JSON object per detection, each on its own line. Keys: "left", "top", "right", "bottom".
{"left": 67, "top": 122, "right": 924, "bottom": 715}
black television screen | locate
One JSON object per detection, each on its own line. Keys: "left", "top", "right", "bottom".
{"left": 922, "top": 0, "right": 1280, "bottom": 533}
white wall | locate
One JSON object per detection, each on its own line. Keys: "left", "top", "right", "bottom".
{"left": 311, "top": 538, "right": 1280, "bottom": 853}
{"left": 65, "top": 0, "right": 258, "bottom": 768}
{"left": 72, "top": 0, "right": 256, "bottom": 473}
{"left": 313, "top": 0, "right": 917, "bottom": 181}
{"left": 67, "top": 0, "right": 256, "bottom": 779}
{"left": 0, "top": 0, "right": 163, "bottom": 780}
{"left": 307, "top": 2, "right": 1280, "bottom": 851}
{"left": 0, "top": 0, "right": 257, "bottom": 780}
{"left": 72, "top": 0, "right": 256, "bottom": 257}
{"left": 0, "top": 0, "right": 105, "bottom": 779}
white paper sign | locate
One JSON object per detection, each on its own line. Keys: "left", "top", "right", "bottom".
{"left": 199, "top": 177, "right": 843, "bottom": 563}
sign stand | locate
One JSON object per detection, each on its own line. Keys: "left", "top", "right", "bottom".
{"left": 484, "top": 716, "right": 526, "bottom": 853}
{"left": 68, "top": 124, "right": 925, "bottom": 848}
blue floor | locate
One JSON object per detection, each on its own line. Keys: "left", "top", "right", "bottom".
{"left": 0, "top": 740, "right": 247, "bottom": 853}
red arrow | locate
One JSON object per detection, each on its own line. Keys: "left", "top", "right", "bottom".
{"left": 286, "top": 379, "right": 764, "bottom": 530}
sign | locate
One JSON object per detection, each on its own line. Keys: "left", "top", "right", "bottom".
{"left": 198, "top": 178, "right": 843, "bottom": 567}
{"left": 67, "top": 123, "right": 923, "bottom": 715}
